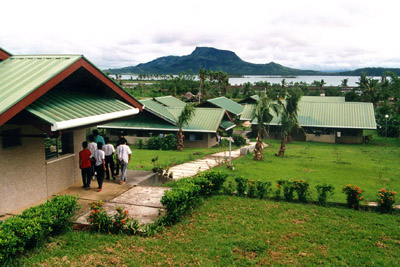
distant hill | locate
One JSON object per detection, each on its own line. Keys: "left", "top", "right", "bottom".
{"left": 337, "top": 67, "right": 400, "bottom": 76}
{"left": 106, "top": 47, "right": 400, "bottom": 76}
{"left": 106, "top": 47, "right": 324, "bottom": 75}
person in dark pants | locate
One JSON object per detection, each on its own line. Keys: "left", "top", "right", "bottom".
{"left": 90, "top": 142, "right": 106, "bottom": 192}
{"left": 79, "top": 141, "right": 92, "bottom": 189}
{"left": 114, "top": 132, "right": 125, "bottom": 176}
{"left": 103, "top": 137, "right": 115, "bottom": 180}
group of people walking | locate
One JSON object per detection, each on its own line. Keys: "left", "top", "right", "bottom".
{"left": 78, "top": 130, "right": 132, "bottom": 192}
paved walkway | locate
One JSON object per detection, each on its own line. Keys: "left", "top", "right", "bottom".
{"left": 170, "top": 142, "right": 256, "bottom": 179}
{"left": 71, "top": 142, "right": 257, "bottom": 225}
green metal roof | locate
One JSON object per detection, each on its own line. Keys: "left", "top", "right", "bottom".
{"left": 207, "top": 96, "right": 244, "bottom": 116}
{"left": 249, "top": 102, "right": 376, "bottom": 129}
{"left": 99, "top": 115, "right": 178, "bottom": 131}
{"left": 238, "top": 95, "right": 260, "bottom": 104}
{"left": 27, "top": 88, "right": 138, "bottom": 130}
{"left": 240, "top": 104, "right": 256, "bottom": 121}
{"left": 167, "top": 107, "right": 225, "bottom": 132}
{"left": 140, "top": 98, "right": 177, "bottom": 124}
{"left": 100, "top": 107, "right": 226, "bottom": 133}
{"left": 301, "top": 96, "right": 345, "bottom": 102}
{"left": 0, "top": 55, "right": 82, "bottom": 115}
{"left": 220, "top": 119, "right": 236, "bottom": 130}
{"left": 154, "top": 96, "right": 186, "bottom": 107}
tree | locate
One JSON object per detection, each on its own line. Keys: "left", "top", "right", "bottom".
{"left": 356, "top": 72, "right": 380, "bottom": 107}
{"left": 176, "top": 104, "right": 195, "bottom": 151}
{"left": 277, "top": 89, "right": 302, "bottom": 157}
{"left": 252, "top": 96, "right": 279, "bottom": 160}
{"left": 198, "top": 68, "right": 207, "bottom": 100}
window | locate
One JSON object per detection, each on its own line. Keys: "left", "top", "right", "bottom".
{"left": 45, "top": 132, "right": 74, "bottom": 160}
{"left": 2, "top": 128, "right": 22, "bottom": 149}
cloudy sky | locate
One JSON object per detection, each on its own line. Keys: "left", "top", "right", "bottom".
{"left": 1, "top": 0, "right": 400, "bottom": 71}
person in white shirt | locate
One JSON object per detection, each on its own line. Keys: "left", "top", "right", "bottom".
{"left": 116, "top": 138, "right": 132, "bottom": 184}
{"left": 103, "top": 137, "right": 115, "bottom": 180}
{"left": 90, "top": 142, "right": 106, "bottom": 192}
{"left": 88, "top": 135, "right": 97, "bottom": 180}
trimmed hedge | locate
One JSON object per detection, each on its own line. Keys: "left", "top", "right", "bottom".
{"left": 161, "top": 171, "right": 228, "bottom": 224}
{"left": 0, "top": 195, "right": 78, "bottom": 264}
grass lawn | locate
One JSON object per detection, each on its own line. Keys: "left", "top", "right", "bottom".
{"left": 128, "top": 146, "right": 229, "bottom": 171}
{"left": 14, "top": 196, "right": 400, "bottom": 266}
{"left": 213, "top": 132, "right": 400, "bottom": 203}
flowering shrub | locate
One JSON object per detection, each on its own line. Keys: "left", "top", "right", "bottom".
{"left": 235, "top": 176, "right": 248, "bottom": 196}
{"left": 87, "top": 201, "right": 140, "bottom": 234}
{"left": 256, "top": 181, "right": 272, "bottom": 199}
{"left": 315, "top": 184, "right": 335, "bottom": 206}
{"left": 88, "top": 201, "right": 112, "bottom": 233}
{"left": 342, "top": 184, "right": 364, "bottom": 209}
{"left": 377, "top": 188, "right": 397, "bottom": 213}
{"left": 247, "top": 180, "right": 257, "bottom": 198}
{"left": 274, "top": 179, "right": 285, "bottom": 200}
{"left": 293, "top": 179, "right": 310, "bottom": 202}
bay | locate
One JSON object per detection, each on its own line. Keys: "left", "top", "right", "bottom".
{"left": 113, "top": 74, "right": 380, "bottom": 87}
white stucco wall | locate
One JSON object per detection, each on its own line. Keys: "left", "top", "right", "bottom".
{"left": 0, "top": 126, "right": 85, "bottom": 215}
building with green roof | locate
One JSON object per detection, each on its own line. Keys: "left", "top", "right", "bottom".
{"left": 199, "top": 96, "right": 244, "bottom": 117}
{"left": 154, "top": 95, "right": 186, "bottom": 108}
{"left": 99, "top": 98, "right": 235, "bottom": 148}
{"left": 0, "top": 49, "right": 142, "bottom": 215}
{"left": 241, "top": 99, "right": 376, "bottom": 144}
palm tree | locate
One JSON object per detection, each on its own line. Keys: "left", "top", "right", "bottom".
{"left": 177, "top": 104, "right": 195, "bottom": 151}
{"left": 277, "top": 89, "right": 302, "bottom": 157}
{"left": 198, "top": 68, "right": 207, "bottom": 101}
{"left": 252, "top": 95, "right": 279, "bottom": 160}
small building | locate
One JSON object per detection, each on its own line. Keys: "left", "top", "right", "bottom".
{"left": 0, "top": 50, "right": 142, "bottom": 215}
{"left": 241, "top": 97, "right": 376, "bottom": 144}
{"left": 99, "top": 98, "right": 235, "bottom": 148}
{"left": 198, "top": 96, "right": 244, "bottom": 118}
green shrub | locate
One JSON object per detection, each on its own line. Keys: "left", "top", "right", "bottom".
{"left": 377, "top": 188, "right": 396, "bottom": 213}
{"left": 247, "top": 180, "right": 257, "bottom": 198}
{"left": 232, "top": 134, "right": 246, "bottom": 147}
{"left": 224, "top": 180, "right": 235, "bottom": 195}
{"left": 161, "top": 134, "right": 177, "bottom": 150}
{"left": 293, "top": 179, "right": 310, "bottom": 203}
{"left": 235, "top": 176, "right": 248, "bottom": 197}
{"left": 280, "top": 179, "right": 296, "bottom": 202}
{"left": 147, "top": 134, "right": 177, "bottom": 150}
{"left": 136, "top": 139, "right": 144, "bottom": 149}
{"left": 342, "top": 184, "right": 364, "bottom": 209}
{"left": 147, "top": 136, "right": 163, "bottom": 150}
{"left": 315, "top": 184, "right": 335, "bottom": 206}
{"left": 256, "top": 181, "right": 272, "bottom": 199}
{"left": 161, "top": 179, "right": 201, "bottom": 224}
{"left": 0, "top": 195, "right": 78, "bottom": 265}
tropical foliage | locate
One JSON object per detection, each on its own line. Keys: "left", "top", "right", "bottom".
{"left": 176, "top": 104, "right": 195, "bottom": 151}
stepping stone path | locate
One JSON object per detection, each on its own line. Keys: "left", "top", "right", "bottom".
{"left": 169, "top": 142, "right": 256, "bottom": 179}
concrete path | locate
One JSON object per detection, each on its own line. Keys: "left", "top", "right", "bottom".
{"left": 169, "top": 142, "right": 256, "bottom": 179}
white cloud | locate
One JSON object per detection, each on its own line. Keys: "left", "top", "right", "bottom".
{"left": 1, "top": 0, "right": 400, "bottom": 70}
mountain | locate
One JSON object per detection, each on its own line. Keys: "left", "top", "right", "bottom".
{"left": 337, "top": 67, "right": 400, "bottom": 76}
{"left": 106, "top": 47, "right": 324, "bottom": 75}
{"left": 106, "top": 47, "right": 400, "bottom": 76}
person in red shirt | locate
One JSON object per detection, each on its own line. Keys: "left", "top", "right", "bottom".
{"left": 79, "top": 141, "right": 92, "bottom": 190}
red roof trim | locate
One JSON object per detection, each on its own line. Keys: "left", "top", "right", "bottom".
{"left": 0, "top": 49, "right": 11, "bottom": 61}
{"left": 79, "top": 59, "right": 143, "bottom": 111}
{"left": 0, "top": 57, "right": 142, "bottom": 127}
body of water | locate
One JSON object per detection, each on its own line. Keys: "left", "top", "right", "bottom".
{"left": 114, "top": 74, "right": 380, "bottom": 87}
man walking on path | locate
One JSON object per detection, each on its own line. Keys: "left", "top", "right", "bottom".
{"left": 114, "top": 132, "right": 125, "bottom": 176}
{"left": 116, "top": 138, "right": 131, "bottom": 184}
{"left": 79, "top": 141, "right": 92, "bottom": 189}
{"left": 88, "top": 135, "right": 97, "bottom": 180}
{"left": 103, "top": 137, "right": 115, "bottom": 180}
{"left": 91, "top": 142, "right": 106, "bottom": 192}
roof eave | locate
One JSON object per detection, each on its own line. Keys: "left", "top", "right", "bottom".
{"left": 51, "top": 108, "right": 139, "bottom": 131}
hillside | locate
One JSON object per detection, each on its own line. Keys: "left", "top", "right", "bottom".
{"left": 107, "top": 47, "right": 324, "bottom": 75}
{"left": 106, "top": 47, "right": 400, "bottom": 76}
